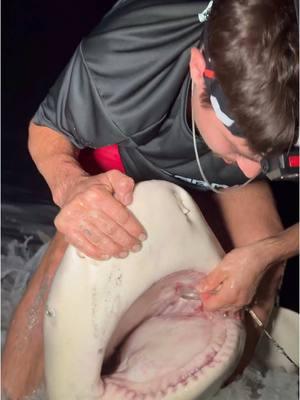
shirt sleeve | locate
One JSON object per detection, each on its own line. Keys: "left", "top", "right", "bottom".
{"left": 32, "top": 0, "right": 210, "bottom": 149}
{"left": 32, "top": 43, "right": 126, "bottom": 149}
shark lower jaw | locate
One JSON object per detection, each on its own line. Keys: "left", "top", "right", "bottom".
{"left": 99, "top": 270, "right": 245, "bottom": 400}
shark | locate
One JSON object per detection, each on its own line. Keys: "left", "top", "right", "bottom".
{"left": 44, "top": 180, "right": 245, "bottom": 400}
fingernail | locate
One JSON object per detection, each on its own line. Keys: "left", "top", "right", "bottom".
{"left": 118, "top": 251, "right": 129, "bottom": 258}
{"left": 131, "top": 243, "right": 142, "bottom": 253}
{"left": 139, "top": 233, "right": 147, "bottom": 241}
{"left": 124, "top": 194, "right": 133, "bottom": 204}
{"left": 100, "top": 254, "right": 110, "bottom": 260}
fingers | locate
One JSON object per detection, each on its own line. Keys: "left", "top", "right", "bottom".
{"left": 99, "top": 170, "right": 135, "bottom": 206}
{"left": 79, "top": 212, "right": 142, "bottom": 255}
{"left": 92, "top": 188, "right": 145, "bottom": 240}
{"left": 197, "top": 246, "right": 265, "bottom": 312}
{"left": 55, "top": 202, "right": 145, "bottom": 260}
{"left": 197, "top": 250, "right": 255, "bottom": 312}
{"left": 197, "top": 279, "right": 230, "bottom": 312}
{"left": 200, "top": 280, "right": 252, "bottom": 312}
{"left": 201, "top": 290, "right": 232, "bottom": 312}
{"left": 197, "top": 269, "right": 241, "bottom": 312}
{"left": 62, "top": 224, "right": 133, "bottom": 260}
{"left": 197, "top": 269, "right": 224, "bottom": 293}
{"left": 86, "top": 212, "right": 142, "bottom": 251}
{"left": 54, "top": 171, "right": 147, "bottom": 260}
{"left": 62, "top": 228, "right": 113, "bottom": 260}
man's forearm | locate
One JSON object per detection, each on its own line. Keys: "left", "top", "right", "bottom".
{"left": 211, "top": 181, "right": 288, "bottom": 373}
{"left": 213, "top": 180, "right": 284, "bottom": 247}
{"left": 214, "top": 180, "right": 298, "bottom": 269}
{"left": 28, "top": 122, "right": 88, "bottom": 207}
{"left": 259, "top": 223, "right": 299, "bottom": 267}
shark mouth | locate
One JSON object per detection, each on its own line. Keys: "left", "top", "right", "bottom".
{"left": 44, "top": 181, "right": 245, "bottom": 400}
{"left": 101, "top": 271, "right": 244, "bottom": 400}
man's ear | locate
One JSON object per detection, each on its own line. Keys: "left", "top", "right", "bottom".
{"left": 189, "top": 48, "right": 206, "bottom": 85}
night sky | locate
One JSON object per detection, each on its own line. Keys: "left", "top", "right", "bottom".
{"left": 3, "top": 0, "right": 299, "bottom": 311}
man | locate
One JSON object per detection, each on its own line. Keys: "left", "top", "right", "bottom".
{"left": 2, "top": 0, "right": 298, "bottom": 398}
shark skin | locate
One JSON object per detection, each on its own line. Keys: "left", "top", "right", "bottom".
{"left": 44, "top": 180, "right": 245, "bottom": 400}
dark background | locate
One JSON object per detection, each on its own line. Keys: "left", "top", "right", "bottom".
{"left": 3, "top": 0, "right": 299, "bottom": 311}
{"left": 3, "top": 0, "right": 116, "bottom": 202}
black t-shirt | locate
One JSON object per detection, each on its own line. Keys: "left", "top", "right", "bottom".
{"left": 33, "top": 0, "right": 249, "bottom": 191}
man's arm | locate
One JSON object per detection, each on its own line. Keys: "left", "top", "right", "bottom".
{"left": 198, "top": 225, "right": 298, "bottom": 312}
{"left": 1, "top": 124, "right": 147, "bottom": 399}
{"left": 28, "top": 122, "right": 86, "bottom": 206}
{"left": 261, "top": 223, "right": 299, "bottom": 261}
{"left": 197, "top": 182, "right": 298, "bottom": 312}
{"left": 28, "top": 122, "right": 146, "bottom": 259}
{"left": 198, "top": 180, "right": 289, "bottom": 374}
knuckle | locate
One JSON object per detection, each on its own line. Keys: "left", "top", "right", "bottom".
{"left": 99, "top": 236, "right": 112, "bottom": 249}
{"left": 121, "top": 176, "right": 134, "bottom": 190}
{"left": 103, "top": 220, "right": 118, "bottom": 236}
{"left": 124, "top": 236, "right": 138, "bottom": 248}
{"left": 106, "top": 169, "right": 121, "bottom": 183}
{"left": 84, "top": 187, "right": 102, "bottom": 202}
{"left": 69, "top": 236, "right": 102, "bottom": 260}
{"left": 98, "top": 237, "right": 120, "bottom": 255}
{"left": 108, "top": 169, "right": 120, "bottom": 177}
{"left": 54, "top": 214, "right": 65, "bottom": 232}
{"left": 109, "top": 170, "right": 134, "bottom": 188}
{"left": 116, "top": 237, "right": 135, "bottom": 252}
{"left": 82, "top": 247, "right": 102, "bottom": 260}
{"left": 127, "top": 176, "right": 134, "bottom": 186}
{"left": 115, "top": 208, "right": 131, "bottom": 225}
{"left": 90, "top": 249, "right": 108, "bottom": 260}
{"left": 54, "top": 214, "right": 60, "bottom": 225}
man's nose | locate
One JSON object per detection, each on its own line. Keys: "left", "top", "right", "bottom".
{"left": 236, "top": 156, "right": 262, "bottom": 178}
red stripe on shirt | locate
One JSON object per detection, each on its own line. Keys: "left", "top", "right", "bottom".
{"left": 78, "top": 144, "right": 125, "bottom": 175}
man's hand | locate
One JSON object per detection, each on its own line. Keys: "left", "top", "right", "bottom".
{"left": 54, "top": 169, "right": 147, "bottom": 260}
{"left": 197, "top": 221, "right": 299, "bottom": 313}
{"left": 197, "top": 243, "right": 268, "bottom": 312}
{"left": 28, "top": 124, "right": 147, "bottom": 261}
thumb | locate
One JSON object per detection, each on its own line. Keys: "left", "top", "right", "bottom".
{"left": 197, "top": 270, "right": 224, "bottom": 293}
{"left": 103, "top": 170, "right": 135, "bottom": 206}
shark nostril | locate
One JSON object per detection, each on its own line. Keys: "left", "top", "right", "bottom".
{"left": 173, "top": 191, "right": 191, "bottom": 217}
{"left": 180, "top": 203, "right": 191, "bottom": 216}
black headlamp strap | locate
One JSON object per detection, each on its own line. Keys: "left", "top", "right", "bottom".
{"left": 202, "top": 23, "right": 244, "bottom": 137}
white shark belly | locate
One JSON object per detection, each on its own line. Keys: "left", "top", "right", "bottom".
{"left": 44, "top": 180, "right": 245, "bottom": 400}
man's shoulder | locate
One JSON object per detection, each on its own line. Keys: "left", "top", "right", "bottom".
{"left": 81, "top": 0, "right": 210, "bottom": 63}
{"left": 78, "top": 0, "right": 208, "bottom": 137}
{"left": 89, "top": 0, "right": 211, "bottom": 33}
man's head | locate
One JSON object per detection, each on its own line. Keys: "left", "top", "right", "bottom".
{"left": 189, "top": 0, "right": 298, "bottom": 178}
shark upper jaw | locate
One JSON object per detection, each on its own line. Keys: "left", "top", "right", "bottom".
{"left": 44, "top": 180, "right": 245, "bottom": 400}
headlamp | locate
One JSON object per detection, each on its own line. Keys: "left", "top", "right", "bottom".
{"left": 260, "top": 148, "right": 299, "bottom": 181}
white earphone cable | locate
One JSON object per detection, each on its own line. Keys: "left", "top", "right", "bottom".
{"left": 191, "top": 83, "right": 255, "bottom": 194}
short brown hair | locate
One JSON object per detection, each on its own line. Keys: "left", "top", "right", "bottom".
{"left": 207, "top": 0, "right": 299, "bottom": 155}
